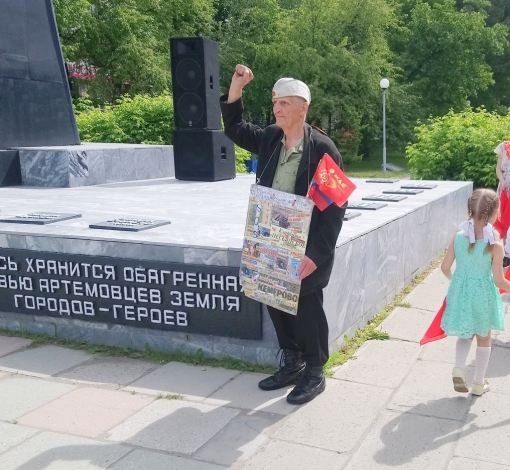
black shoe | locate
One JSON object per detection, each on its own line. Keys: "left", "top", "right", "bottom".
{"left": 286, "top": 365, "right": 326, "bottom": 405}
{"left": 504, "top": 256, "right": 510, "bottom": 268}
{"left": 258, "top": 349, "right": 306, "bottom": 391}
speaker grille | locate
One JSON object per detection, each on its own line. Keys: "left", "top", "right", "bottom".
{"left": 170, "top": 37, "right": 221, "bottom": 130}
{"left": 179, "top": 147, "right": 210, "bottom": 170}
{"left": 176, "top": 59, "right": 202, "bottom": 90}
{"left": 177, "top": 93, "right": 204, "bottom": 125}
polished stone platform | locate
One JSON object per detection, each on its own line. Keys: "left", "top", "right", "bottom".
{"left": 15, "top": 143, "right": 174, "bottom": 188}
{"left": 0, "top": 176, "right": 472, "bottom": 364}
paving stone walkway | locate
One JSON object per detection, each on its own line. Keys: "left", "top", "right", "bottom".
{"left": 0, "top": 265, "right": 510, "bottom": 469}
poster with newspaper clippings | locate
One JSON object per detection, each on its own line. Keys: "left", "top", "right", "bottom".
{"left": 241, "top": 185, "right": 314, "bottom": 315}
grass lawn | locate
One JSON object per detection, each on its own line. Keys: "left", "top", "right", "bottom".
{"left": 344, "top": 150, "right": 409, "bottom": 179}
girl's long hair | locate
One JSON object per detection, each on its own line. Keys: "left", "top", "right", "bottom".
{"left": 467, "top": 188, "right": 499, "bottom": 254}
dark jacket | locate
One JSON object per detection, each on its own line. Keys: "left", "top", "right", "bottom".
{"left": 221, "top": 96, "right": 346, "bottom": 294}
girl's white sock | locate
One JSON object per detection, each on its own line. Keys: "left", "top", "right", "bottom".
{"left": 473, "top": 346, "right": 491, "bottom": 385}
{"left": 455, "top": 338, "right": 472, "bottom": 369}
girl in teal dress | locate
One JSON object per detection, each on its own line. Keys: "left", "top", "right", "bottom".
{"left": 441, "top": 188, "right": 510, "bottom": 396}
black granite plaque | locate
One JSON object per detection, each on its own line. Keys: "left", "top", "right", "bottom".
{"left": 347, "top": 202, "right": 387, "bottom": 210}
{"left": 400, "top": 183, "right": 438, "bottom": 190}
{"left": 0, "top": 212, "right": 82, "bottom": 225}
{"left": 366, "top": 179, "right": 400, "bottom": 183}
{"left": 382, "top": 189, "right": 424, "bottom": 195}
{"left": 362, "top": 194, "right": 407, "bottom": 202}
{"left": 343, "top": 211, "right": 362, "bottom": 221}
{"left": 90, "top": 218, "right": 171, "bottom": 232}
{"left": 0, "top": 248, "right": 262, "bottom": 339}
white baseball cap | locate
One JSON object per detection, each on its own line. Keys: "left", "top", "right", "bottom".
{"left": 272, "top": 78, "right": 311, "bottom": 103}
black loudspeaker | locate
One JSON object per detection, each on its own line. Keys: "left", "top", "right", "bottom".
{"left": 173, "top": 130, "right": 235, "bottom": 181}
{"left": 170, "top": 37, "right": 221, "bottom": 130}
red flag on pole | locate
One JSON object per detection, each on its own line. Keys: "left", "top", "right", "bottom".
{"left": 308, "top": 154, "right": 356, "bottom": 211}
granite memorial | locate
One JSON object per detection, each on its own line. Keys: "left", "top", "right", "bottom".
{"left": 0, "top": 1, "right": 175, "bottom": 187}
{"left": 0, "top": 0, "right": 80, "bottom": 150}
{"left": 0, "top": 177, "right": 471, "bottom": 364}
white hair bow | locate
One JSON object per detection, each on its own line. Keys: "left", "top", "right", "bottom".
{"left": 483, "top": 222, "right": 495, "bottom": 245}
{"left": 458, "top": 219, "right": 475, "bottom": 243}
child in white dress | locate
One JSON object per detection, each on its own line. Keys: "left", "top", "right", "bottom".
{"left": 494, "top": 142, "right": 510, "bottom": 263}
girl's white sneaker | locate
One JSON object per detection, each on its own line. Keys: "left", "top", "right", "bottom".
{"left": 471, "top": 380, "right": 490, "bottom": 396}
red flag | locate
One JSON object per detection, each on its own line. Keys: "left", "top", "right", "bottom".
{"left": 308, "top": 154, "right": 356, "bottom": 211}
{"left": 420, "top": 298, "right": 447, "bottom": 346}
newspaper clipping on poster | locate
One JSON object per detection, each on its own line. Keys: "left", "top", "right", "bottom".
{"left": 240, "top": 185, "right": 314, "bottom": 315}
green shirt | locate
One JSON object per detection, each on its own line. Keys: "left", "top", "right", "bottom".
{"left": 272, "top": 135, "right": 303, "bottom": 194}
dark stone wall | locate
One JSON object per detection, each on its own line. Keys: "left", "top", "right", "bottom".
{"left": 0, "top": 150, "right": 21, "bottom": 186}
{"left": 0, "top": 0, "right": 80, "bottom": 149}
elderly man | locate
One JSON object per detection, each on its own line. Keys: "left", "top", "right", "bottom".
{"left": 220, "top": 65, "right": 346, "bottom": 404}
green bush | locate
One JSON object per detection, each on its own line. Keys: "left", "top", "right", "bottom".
{"left": 75, "top": 93, "right": 175, "bottom": 145}
{"left": 76, "top": 93, "right": 249, "bottom": 174}
{"left": 235, "top": 146, "right": 251, "bottom": 174}
{"left": 406, "top": 108, "right": 510, "bottom": 188}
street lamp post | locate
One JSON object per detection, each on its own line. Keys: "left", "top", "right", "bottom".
{"left": 380, "top": 78, "right": 390, "bottom": 174}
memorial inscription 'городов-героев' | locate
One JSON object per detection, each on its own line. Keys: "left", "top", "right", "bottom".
{"left": 0, "top": 249, "right": 262, "bottom": 340}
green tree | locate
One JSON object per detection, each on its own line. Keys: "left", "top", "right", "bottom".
{"left": 468, "top": 0, "right": 510, "bottom": 113}
{"left": 53, "top": 0, "right": 214, "bottom": 102}
{"left": 390, "top": 0, "right": 508, "bottom": 116}
{"left": 214, "top": 0, "right": 399, "bottom": 160}
{"left": 139, "top": 0, "right": 214, "bottom": 84}
{"left": 284, "top": 0, "right": 398, "bottom": 159}
{"left": 213, "top": 0, "right": 282, "bottom": 124}
{"left": 81, "top": 1, "right": 168, "bottom": 97}
{"left": 52, "top": 0, "right": 92, "bottom": 61}
{"left": 53, "top": 0, "right": 167, "bottom": 100}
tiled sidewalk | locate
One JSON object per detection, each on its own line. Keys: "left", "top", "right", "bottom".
{"left": 0, "top": 266, "right": 509, "bottom": 469}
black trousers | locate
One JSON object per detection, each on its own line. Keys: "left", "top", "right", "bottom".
{"left": 267, "top": 288, "right": 328, "bottom": 367}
